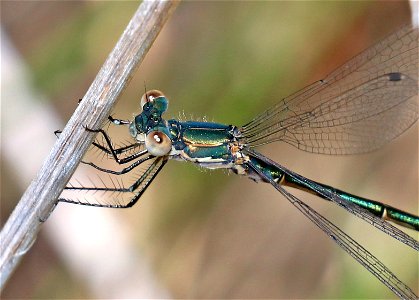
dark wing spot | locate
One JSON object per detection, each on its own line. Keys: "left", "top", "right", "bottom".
{"left": 388, "top": 72, "right": 402, "bottom": 82}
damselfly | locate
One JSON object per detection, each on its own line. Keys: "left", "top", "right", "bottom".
{"left": 58, "top": 24, "right": 418, "bottom": 299}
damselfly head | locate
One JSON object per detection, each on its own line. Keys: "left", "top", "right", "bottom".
{"left": 129, "top": 90, "right": 173, "bottom": 156}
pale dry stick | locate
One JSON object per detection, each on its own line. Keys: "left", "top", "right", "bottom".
{"left": 0, "top": 0, "right": 179, "bottom": 289}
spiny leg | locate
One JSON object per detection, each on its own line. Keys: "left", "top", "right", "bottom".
{"left": 90, "top": 114, "right": 132, "bottom": 155}
{"left": 81, "top": 155, "right": 154, "bottom": 175}
{"left": 55, "top": 128, "right": 145, "bottom": 164}
{"left": 61, "top": 157, "right": 167, "bottom": 208}
{"left": 91, "top": 137, "right": 144, "bottom": 158}
{"left": 55, "top": 114, "right": 136, "bottom": 157}
{"left": 56, "top": 128, "right": 144, "bottom": 164}
{"left": 85, "top": 127, "right": 147, "bottom": 164}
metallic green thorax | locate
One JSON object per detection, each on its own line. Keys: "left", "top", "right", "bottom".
{"left": 168, "top": 120, "right": 236, "bottom": 162}
{"left": 131, "top": 94, "right": 418, "bottom": 231}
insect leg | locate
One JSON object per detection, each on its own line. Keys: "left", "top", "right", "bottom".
{"left": 81, "top": 155, "right": 154, "bottom": 175}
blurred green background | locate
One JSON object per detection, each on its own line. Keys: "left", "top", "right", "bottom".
{"left": 1, "top": 1, "right": 417, "bottom": 299}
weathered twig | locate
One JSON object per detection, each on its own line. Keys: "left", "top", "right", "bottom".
{"left": 0, "top": 0, "right": 179, "bottom": 289}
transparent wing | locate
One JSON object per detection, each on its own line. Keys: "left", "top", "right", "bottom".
{"left": 244, "top": 148, "right": 419, "bottom": 251}
{"left": 245, "top": 151, "right": 418, "bottom": 300}
{"left": 274, "top": 185, "right": 417, "bottom": 300}
{"left": 241, "top": 25, "right": 418, "bottom": 154}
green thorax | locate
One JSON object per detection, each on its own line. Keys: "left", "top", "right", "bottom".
{"left": 168, "top": 120, "right": 237, "bottom": 161}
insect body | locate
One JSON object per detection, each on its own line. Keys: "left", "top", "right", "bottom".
{"left": 59, "top": 25, "right": 419, "bottom": 299}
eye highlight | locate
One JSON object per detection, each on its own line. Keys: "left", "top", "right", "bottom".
{"left": 141, "top": 90, "right": 165, "bottom": 108}
{"left": 145, "top": 130, "right": 172, "bottom": 156}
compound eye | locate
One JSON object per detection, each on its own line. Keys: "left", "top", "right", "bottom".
{"left": 145, "top": 130, "right": 172, "bottom": 156}
{"left": 141, "top": 90, "right": 165, "bottom": 108}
